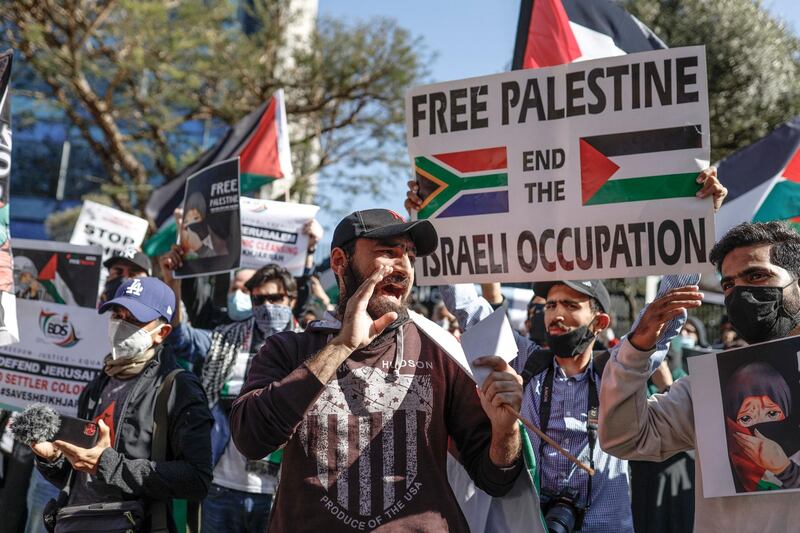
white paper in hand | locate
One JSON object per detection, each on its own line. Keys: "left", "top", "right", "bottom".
{"left": 409, "top": 310, "right": 473, "bottom": 378}
{"left": 460, "top": 307, "right": 519, "bottom": 385}
{"left": 410, "top": 307, "right": 519, "bottom": 386}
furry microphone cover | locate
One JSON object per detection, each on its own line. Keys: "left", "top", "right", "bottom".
{"left": 10, "top": 403, "right": 61, "bottom": 445}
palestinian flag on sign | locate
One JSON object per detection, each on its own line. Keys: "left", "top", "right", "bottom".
{"left": 513, "top": 0, "right": 666, "bottom": 70}
{"left": 715, "top": 117, "right": 800, "bottom": 239}
{"left": 415, "top": 146, "right": 508, "bottom": 219}
{"left": 143, "top": 90, "right": 292, "bottom": 256}
{"left": 38, "top": 253, "right": 76, "bottom": 306}
{"left": 580, "top": 125, "right": 704, "bottom": 206}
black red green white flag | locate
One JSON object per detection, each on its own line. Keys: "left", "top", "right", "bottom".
{"left": 715, "top": 117, "right": 800, "bottom": 238}
{"left": 513, "top": 0, "right": 665, "bottom": 70}
{"left": 580, "top": 125, "right": 703, "bottom": 205}
{"left": 144, "top": 90, "right": 292, "bottom": 256}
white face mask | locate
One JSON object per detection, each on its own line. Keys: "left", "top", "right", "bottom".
{"left": 108, "top": 318, "right": 162, "bottom": 360}
{"left": 678, "top": 335, "right": 697, "bottom": 349}
{"left": 227, "top": 289, "right": 253, "bottom": 321}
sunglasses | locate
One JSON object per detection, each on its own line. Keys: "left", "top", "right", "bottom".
{"left": 251, "top": 293, "right": 289, "bottom": 306}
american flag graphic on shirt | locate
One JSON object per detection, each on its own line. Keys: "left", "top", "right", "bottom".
{"left": 298, "top": 365, "right": 433, "bottom": 518}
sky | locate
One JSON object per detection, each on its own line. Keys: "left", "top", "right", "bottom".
{"left": 313, "top": 0, "right": 800, "bottom": 253}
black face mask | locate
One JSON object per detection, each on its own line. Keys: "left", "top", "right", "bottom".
{"left": 546, "top": 324, "right": 596, "bottom": 358}
{"left": 528, "top": 304, "right": 547, "bottom": 346}
{"left": 724, "top": 280, "right": 800, "bottom": 345}
{"left": 754, "top": 418, "right": 800, "bottom": 458}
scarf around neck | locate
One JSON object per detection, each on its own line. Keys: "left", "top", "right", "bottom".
{"left": 104, "top": 347, "right": 157, "bottom": 379}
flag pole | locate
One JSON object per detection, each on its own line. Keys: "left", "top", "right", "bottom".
{"left": 504, "top": 405, "right": 595, "bottom": 476}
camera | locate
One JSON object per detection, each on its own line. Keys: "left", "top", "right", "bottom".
{"left": 540, "top": 488, "right": 586, "bottom": 533}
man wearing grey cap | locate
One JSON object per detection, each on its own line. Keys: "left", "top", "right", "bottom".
{"left": 522, "top": 279, "right": 632, "bottom": 532}
{"left": 98, "top": 245, "right": 152, "bottom": 305}
{"left": 28, "top": 277, "right": 212, "bottom": 533}
{"left": 442, "top": 276, "right": 702, "bottom": 533}
{"left": 230, "top": 209, "right": 525, "bottom": 531}
{"left": 405, "top": 165, "right": 727, "bottom": 533}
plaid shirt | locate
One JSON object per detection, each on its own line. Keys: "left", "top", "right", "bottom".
{"left": 441, "top": 274, "right": 698, "bottom": 533}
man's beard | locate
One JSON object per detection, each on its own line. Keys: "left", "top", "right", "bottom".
{"left": 337, "top": 262, "right": 411, "bottom": 319}
{"left": 784, "top": 282, "right": 800, "bottom": 317}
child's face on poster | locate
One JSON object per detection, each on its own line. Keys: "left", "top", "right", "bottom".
{"left": 184, "top": 208, "right": 203, "bottom": 226}
{"left": 736, "top": 395, "right": 787, "bottom": 427}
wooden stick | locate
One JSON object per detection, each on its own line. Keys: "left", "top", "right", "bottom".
{"left": 504, "top": 405, "right": 595, "bottom": 476}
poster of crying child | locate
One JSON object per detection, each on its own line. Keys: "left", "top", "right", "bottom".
{"left": 690, "top": 335, "right": 800, "bottom": 497}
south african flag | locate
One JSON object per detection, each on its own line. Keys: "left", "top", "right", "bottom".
{"left": 415, "top": 146, "right": 509, "bottom": 220}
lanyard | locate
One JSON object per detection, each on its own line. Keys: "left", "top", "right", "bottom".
{"left": 538, "top": 361, "right": 598, "bottom": 510}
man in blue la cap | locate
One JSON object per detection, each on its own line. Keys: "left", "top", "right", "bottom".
{"left": 28, "top": 277, "right": 213, "bottom": 533}
{"left": 100, "top": 277, "right": 175, "bottom": 374}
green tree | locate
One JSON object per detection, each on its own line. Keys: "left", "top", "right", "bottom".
{"left": 624, "top": 0, "right": 800, "bottom": 161}
{"left": 2, "top": 0, "right": 429, "bottom": 215}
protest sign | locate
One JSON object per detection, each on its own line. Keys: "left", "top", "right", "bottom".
{"left": 175, "top": 158, "right": 242, "bottom": 279}
{"left": 410, "top": 308, "right": 517, "bottom": 384}
{"left": 406, "top": 46, "right": 714, "bottom": 285}
{"left": 0, "top": 240, "right": 106, "bottom": 415}
{"left": 689, "top": 336, "right": 800, "bottom": 497}
{"left": 12, "top": 239, "right": 102, "bottom": 308}
{"left": 240, "top": 196, "right": 319, "bottom": 275}
{"left": 0, "top": 51, "right": 18, "bottom": 346}
{"left": 70, "top": 200, "right": 149, "bottom": 263}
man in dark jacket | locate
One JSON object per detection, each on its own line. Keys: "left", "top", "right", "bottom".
{"left": 29, "top": 277, "right": 213, "bottom": 532}
{"left": 230, "top": 209, "right": 524, "bottom": 532}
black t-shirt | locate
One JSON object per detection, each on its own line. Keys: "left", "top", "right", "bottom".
{"left": 68, "top": 375, "right": 138, "bottom": 506}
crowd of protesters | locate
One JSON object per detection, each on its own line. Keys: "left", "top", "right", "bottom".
{"left": 2, "top": 163, "right": 798, "bottom": 533}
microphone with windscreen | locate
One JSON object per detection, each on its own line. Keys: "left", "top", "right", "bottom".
{"left": 9, "top": 403, "right": 61, "bottom": 445}
{"left": 10, "top": 403, "right": 99, "bottom": 448}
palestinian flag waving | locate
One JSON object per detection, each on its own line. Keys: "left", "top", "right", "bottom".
{"left": 143, "top": 90, "right": 293, "bottom": 256}
{"left": 715, "top": 117, "right": 800, "bottom": 238}
{"left": 513, "top": 0, "right": 665, "bottom": 70}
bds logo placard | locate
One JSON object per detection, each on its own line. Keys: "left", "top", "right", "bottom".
{"left": 39, "top": 310, "right": 80, "bottom": 348}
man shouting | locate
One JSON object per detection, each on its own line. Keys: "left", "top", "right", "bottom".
{"left": 230, "top": 209, "right": 523, "bottom": 531}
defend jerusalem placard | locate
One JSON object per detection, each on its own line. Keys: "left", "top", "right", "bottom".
{"left": 406, "top": 46, "right": 714, "bottom": 285}
{"left": 0, "top": 240, "right": 107, "bottom": 416}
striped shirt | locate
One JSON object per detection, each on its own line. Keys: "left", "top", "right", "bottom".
{"left": 441, "top": 274, "right": 699, "bottom": 533}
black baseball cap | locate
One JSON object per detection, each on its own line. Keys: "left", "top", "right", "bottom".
{"left": 532, "top": 279, "right": 611, "bottom": 314}
{"left": 331, "top": 209, "right": 438, "bottom": 257}
{"left": 103, "top": 246, "right": 152, "bottom": 276}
